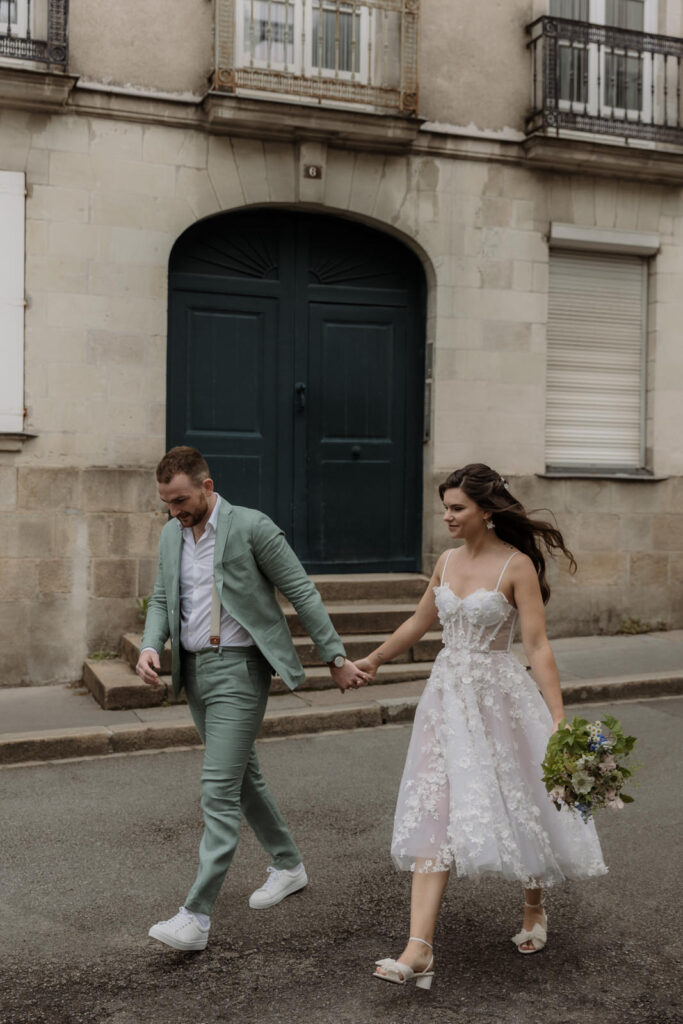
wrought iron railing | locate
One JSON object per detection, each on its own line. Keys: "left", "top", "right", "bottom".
{"left": 213, "top": 0, "right": 418, "bottom": 115}
{"left": 526, "top": 16, "right": 683, "bottom": 145}
{"left": 0, "top": 0, "right": 68, "bottom": 66}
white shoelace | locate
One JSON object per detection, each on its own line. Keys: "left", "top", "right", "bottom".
{"left": 259, "top": 864, "right": 302, "bottom": 890}
{"left": 164, "top": 907, "right": 195, "bottom": 928}
{"left": 259, "top": 866, "right": 282, "bottom": 891}
{"left": 161, "top": 906, "right": 209, "bottom": 930}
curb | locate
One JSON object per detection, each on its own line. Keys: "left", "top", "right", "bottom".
{"left": 1, "top": 673, "right": 681, "bottom": 766}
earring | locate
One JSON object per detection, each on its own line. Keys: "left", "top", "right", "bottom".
{"left": 485, "top": 519, "right": 495, "bottom": 531}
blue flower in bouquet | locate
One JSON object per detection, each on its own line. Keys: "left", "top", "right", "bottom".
{"left": 576, "top": 801, "right": 591, "bottom": 821}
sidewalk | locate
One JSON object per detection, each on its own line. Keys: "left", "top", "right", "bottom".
{"left": 1, "top": 629, "right": 682, "bottom": 765}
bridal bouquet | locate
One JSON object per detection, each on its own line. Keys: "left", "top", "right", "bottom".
{"left": 541, "top": 715, "right": 637, "bottom": 822}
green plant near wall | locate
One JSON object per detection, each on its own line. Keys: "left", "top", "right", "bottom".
{"left": 616, "top": 617, "right": 667, "bottom": 635}
{"left": 136, "top": 596, "right": 151, "bottom": 622}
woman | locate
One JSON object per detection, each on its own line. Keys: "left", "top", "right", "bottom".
{"left": 355, "top": 464, "right": 606, "bottom": 988}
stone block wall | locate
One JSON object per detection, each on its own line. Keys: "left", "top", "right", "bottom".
{"left": 425, "top": 473, "right": 683, "bottom": 638}
{"left": 1, "top": 105, "right": 682, "bottom": 684}
{"left": 0, "top": 467, "right": 165, "bottom": 686}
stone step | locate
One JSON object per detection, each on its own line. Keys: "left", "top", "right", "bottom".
{"left": 284, "top": 602, "right": 417, "bottom": 637}
{"left": 121, "top": 634, "right": 172, "bottom": 675}
{"left": 90, "top": 574, "right": 434, "bottom": 710}
{"left": 121, "top": 631, "right": 443, "bottom": 673}
{"left": 280, "top": 573, "right": 429, "bottom": 603}
{"left": 291, "top": 631, "right": 442, "bottom": 666}
{"left": 291, "top": 660, "right": 432, "bottom": 691}
{"left": 84, "top": 652, "right": 434, "bottom": 709}
{"left": 83, "top": 659, "right": 168, "bottom": 712}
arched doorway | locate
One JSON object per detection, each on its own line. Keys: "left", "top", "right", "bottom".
{"left": 167, "top": 208, "right": 426, "bottom": 572}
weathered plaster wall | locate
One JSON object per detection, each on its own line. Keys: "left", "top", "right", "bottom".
{"left": 418, "top": 0, "right": 531, "bottom": 130}
{"left": 68, "top": 0, "right": 213, "bottom": 96}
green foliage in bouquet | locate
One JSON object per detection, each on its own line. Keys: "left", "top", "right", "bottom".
{"left": 541, "top": 714, "right": 637, "bottom": 822}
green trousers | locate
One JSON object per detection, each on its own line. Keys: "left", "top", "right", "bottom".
{"left": 182, "top": 646, "right": 302, "bottom": 916}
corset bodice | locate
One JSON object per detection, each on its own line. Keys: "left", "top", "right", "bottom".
{"left": 434, "top": 582, "right": 517, "bottom": 653}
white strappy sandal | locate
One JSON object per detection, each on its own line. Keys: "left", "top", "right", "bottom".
{"left": 511, "top": 898, "right": 548, "bottom": 954}
{"left": 374, "top": 937, "right": 435, "bottom": 989}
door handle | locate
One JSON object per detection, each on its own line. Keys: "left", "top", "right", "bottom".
{"left": 351, "top": 445, "right": 361, "bottom": 459}
{"left": 295, "top": 382, "right": 307, "bottom": 413}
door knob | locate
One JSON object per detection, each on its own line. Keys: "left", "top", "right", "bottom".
{"left": 295, "top": 382, "right": 307, "bottom": 413}
{"left": 351, "top": 445, "right": 361, "bottom": 459}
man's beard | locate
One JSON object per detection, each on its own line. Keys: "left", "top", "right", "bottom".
{"left": 176, "top": 495, "right": 208, "bottom": 527}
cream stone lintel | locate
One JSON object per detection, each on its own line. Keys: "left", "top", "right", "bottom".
{"left": 549, "top": 223, "right": 661, "bottom": 256}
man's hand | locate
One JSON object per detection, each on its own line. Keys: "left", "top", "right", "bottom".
{"left": 136, "top": 649, "right": 162, "bottom": 687}
{"left": 330, "top": 659, "right": 370, "bottom": 694}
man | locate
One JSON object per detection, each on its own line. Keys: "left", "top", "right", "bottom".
{"left": 137, "top": 446, "right": 367, "bottom": 951}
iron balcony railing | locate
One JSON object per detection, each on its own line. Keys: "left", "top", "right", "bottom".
{"left": 0, "top": 0, "right": 68, "bottom": 66}
{"left": 526, "top": 16, "right": 683, "bottom": 146}
{"left": 213, "top": 0, "right": 419, "bottom": 115}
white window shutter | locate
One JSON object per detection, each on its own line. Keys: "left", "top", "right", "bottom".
{"left": 545, "top": 250, "right": 646, "bottom": 470}
{"left": 0, "top": 171, "right": 26, "bottom": 434}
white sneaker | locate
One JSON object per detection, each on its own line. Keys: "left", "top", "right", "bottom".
{"left": 249, "top": 863, "right": 308, "bottom": 909}
{"left": 148, "top": 906, "right": 210, "bottom": 951}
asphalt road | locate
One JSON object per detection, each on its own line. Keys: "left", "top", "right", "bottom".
{"left": 1, "top": 697, "right": 682, "bottom": 1024}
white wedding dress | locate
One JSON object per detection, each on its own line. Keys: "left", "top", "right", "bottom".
{"left": 391, "top": 550, "right": 607, "bottom": 886}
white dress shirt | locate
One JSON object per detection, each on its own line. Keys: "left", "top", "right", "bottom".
{"left": 178, "top": 494, "right": 255, "bottom": 651}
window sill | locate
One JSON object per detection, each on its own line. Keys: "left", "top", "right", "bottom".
{"left": 0, "top": 432, "right": 37, "bottom": 452}
{"left": 522, "top": 133, "right": 683, "bottom": 187}
{"left": 539, "top": 471, "right": 668, "bottom": 482}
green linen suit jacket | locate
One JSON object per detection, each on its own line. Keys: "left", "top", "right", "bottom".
{"left": 140, "top": 498, "right": 346, "bottom": 698}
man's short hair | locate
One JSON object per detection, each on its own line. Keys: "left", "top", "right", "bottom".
{"left": 156, "top": 446, "right": 211, "bottom": 486}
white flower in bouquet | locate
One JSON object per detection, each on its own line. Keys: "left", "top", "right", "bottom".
{"left": 571, "top": 769, "right": 594, "bottom": 795}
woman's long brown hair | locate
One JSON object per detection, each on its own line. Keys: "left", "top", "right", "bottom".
{"left": 439, "top": 463, "right": 576, "bottom": 604}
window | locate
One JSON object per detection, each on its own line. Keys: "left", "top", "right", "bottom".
{"left": 237, "top": 0, "right": 370, "bottom": 83}
{"left": 545, "top": 250, "right": 648, "bottom": 471}
{"left": 604, "top": 0, "right": 644, "bottom": 110}
{"left": 241, "top": 0, "right": 297, "bottom": 67}
{"left": 0, "top": 0, "right": 28, "bottom": 36}
{"left": 311, "top": 1, "right": 362, "bottom": 76}
{"left": 550, "top": 0, "right": 653, "bottom": 118}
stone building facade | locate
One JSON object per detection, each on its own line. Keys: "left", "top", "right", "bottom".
{"left": 0, "top": 0, "right": 682, "bottom": 686}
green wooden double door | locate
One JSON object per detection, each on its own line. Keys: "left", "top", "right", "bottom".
{"left": 167, "top": 209, "right": 426, "bottom": 573}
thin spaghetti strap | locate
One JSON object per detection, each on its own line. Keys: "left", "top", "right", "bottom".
{"left": 441, "top": 548, "right": 455, "bottom": 584}
{"left": 494, "top": 550, "right": 518, "bottom": 592}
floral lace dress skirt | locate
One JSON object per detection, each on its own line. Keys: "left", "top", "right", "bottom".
{"left": 391, "top": 646, "right": 608, "bottom": 886}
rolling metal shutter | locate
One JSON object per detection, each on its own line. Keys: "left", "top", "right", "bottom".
{"left": 545, "top": 250, "right": 646, "bottom": 469}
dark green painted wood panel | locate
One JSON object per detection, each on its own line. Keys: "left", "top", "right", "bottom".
{"left": 167, "top": 210, "right": 425, "bottom": 572}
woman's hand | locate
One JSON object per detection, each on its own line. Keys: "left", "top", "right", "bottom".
{"left": 353, "top": 657, "right": 378, "bottom": 681}
{"left": 551, "top": 716, "right": 568, "bottom": 735}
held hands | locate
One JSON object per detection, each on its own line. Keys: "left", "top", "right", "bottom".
{"left": 136, "top": 649, "right": 162, "bottom": 687}
{"left": 329, "top": 656, "right": 380, "bottom": 695}
{"left": 330, "top": 658, "right": 371, "bottom": 694}
{"left": 353, "top": 657, "right": 379, "bottom": 681}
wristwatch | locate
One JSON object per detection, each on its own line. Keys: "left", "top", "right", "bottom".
{"left": 330, "top": 655, "right": 345, "bottom": 669}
